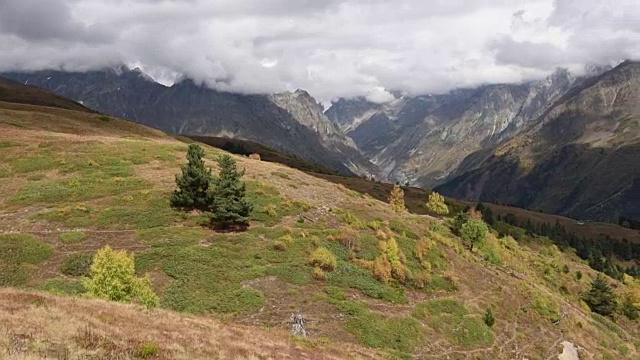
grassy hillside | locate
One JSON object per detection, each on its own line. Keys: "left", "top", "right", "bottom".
{"left": 0, "top": 100, "right": 639, "bottom": 359}
{"left": 0, "top": 77, "right": 92, "bottom": 113}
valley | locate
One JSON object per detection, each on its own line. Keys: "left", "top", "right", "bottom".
{"left": 4, "top": 61, "right": 637, "bottom": 225}
{"left": 0, "top": 78, "right": 638, "bottom": 359}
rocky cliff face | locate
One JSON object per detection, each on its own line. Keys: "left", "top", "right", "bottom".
{"left": 437, "top": 61, "right": 640, "bottom": 222}
{"left": 326, "top": 69, "right": 581, "bottom": 186}
{"left": 3, "top": 68, "right": 375, "bottom": 177}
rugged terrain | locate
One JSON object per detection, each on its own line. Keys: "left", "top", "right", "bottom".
{"left": 2, "top": 67, "right": 374, "bottom": 177}
{"left": 325, "top": 69, "right": 585, "bottom": 186}
{"left": 438, "top": 61, "right": 640, "bottom": 223}
{"left": 0, "top": 74, "right": 638, "bottom": 360}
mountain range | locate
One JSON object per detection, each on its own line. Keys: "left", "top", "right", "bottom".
{"left": 2, "top": 67, "right": 374, "bottom": 177}
{"left": 3, "top": 61, "right": 638, "bottom": 222}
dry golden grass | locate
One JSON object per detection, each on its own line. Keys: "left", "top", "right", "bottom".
{"left": 0, "top": 288, "right": 380, "bottom": 360}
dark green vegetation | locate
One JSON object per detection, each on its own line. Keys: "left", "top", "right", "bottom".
{"left": 208, "top": 154, "right": 253, "bottom": 228}
{"left": 491, "top": 207, "right": 640, "bottom": 279}
{"left": 582, "top": 274, "right": 618, "bottom": 317}
{"left": 412, "top": 298, "right": 494, "bottom": 348}
{"left": 170, "top": 143, "right": 213, "bottom": 211}
{"left": 0, "top": 234, "right": 53, "bottom": 286}
{"left": 170, "top": 145, "right": 254, "bottom": 229}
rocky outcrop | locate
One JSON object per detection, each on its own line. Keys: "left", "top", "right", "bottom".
{"left": 437, "top": 61, "right": 640, "bottom": 222}
{"left": 326, "top": 69, "right": 581, "bottom": 187}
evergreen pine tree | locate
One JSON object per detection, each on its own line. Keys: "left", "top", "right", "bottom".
{"left": 209, "top": 154, "right": 253, "bottom": 229}
{"left": 171, "top": 144, "right": 213, "bottom": 211}
{"left": 582, "top": 274, "right": 617, "bottom": 316}
{"left": 483, "top": 307, "right": 496, "bottom": 328}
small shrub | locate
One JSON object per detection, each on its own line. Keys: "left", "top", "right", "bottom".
{"left": 59, "top": 231, "right": 87, "bottom": 244}
{"left": 379, "top": 238, "right": 410, "bottom": 282}
{"left": 372, "top": 256, "right": 393, "bottom": 283}
{"left": 483, "top": 248, "right": 502, "bottom": 266}
{"left": 576, "top": 271, "right": 583, "bottom": 280}
{"left": 136, "top": 342, "right": 159, "bottom": 359}
{"left": 328, "top": 229, "right": 359, "bottom": 253}
{"left": 313, "top": 267, "right": 328, "bottom": 281}
{"left": 273, "top": 240, "right": 288, "bottom": 251}
{"left": 367, "top": 219, "right": 384, "bottom": 230}
{"left": 483, "top": 307, "right": 495, "bottom": 328}
{"left": 562, "top": 264, "right": 570, "bottom": 274}
{"left": 61, "top": 253, "right": 93, "bottom": 277}
{"left": 309, "top": 247, "right": 338, "bottom": 272}
{"left": 620, "top": 294, "right": 639, "bottom": 320}
{"left": 460, "top": 219, "right": 489, "bottom": 251}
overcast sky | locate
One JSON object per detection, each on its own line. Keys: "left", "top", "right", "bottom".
{"left": 0, "top": 0, "right": 638, "bottom": 102}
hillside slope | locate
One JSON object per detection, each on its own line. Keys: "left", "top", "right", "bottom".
{"left": 1, "top": 68, "right": 375, "bottom": 177}
{"left": 0, "top": 99, "right": 638, "bottom": 359}
{"left": 0, "top": 77, "right": 92, "bottom": 113}
{"left": 438, "top": 61, "right": 640, "bottom": 222}
{"left": 0, "top": 288, "right": 376, "bottom": 360}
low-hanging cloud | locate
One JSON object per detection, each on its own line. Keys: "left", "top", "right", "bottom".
{"left": 0, "top": 0, "right": 638, "bottom": 102}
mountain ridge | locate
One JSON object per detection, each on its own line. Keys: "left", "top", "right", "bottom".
{"left": 437, "top": 60, "right": 640, "bottom": 222}
{"left": 2, "top": 68, "right": 376, "bottom": 177}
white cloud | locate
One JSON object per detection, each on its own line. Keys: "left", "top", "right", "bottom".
{"left": 0, "top": 0, "right": 638, "bottom": 102}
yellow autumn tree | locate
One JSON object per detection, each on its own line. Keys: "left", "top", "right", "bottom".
{"left": 373, "top": 237, "right": 410, "bottom": 283}
{"left": 84, "top": 246, "right": 158, "bottom": 309}
{"left": 388, "top": 184, "right": 405, "bottom": 213}
{"left": 426, "top": 191, "right": 449, "bottom": 216}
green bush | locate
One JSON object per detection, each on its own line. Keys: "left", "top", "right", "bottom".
{"left": 84, "top": 246, "right": 158, "bottom": 309}
{"left": 59, "top": 231, "right": 87, "bottom": 244}
{"left": 61, "top": 253, "right": 93, "bottom": 276}
{"left": 309, "top": 247, "right": 338, "bottom": 272}
{"left": 460, "top": 219, "right": 489, "bottom": 251}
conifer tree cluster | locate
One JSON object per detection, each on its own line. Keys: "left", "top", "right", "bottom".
{"left": 171, "top": 144, "right": 252, "bottom": 229}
